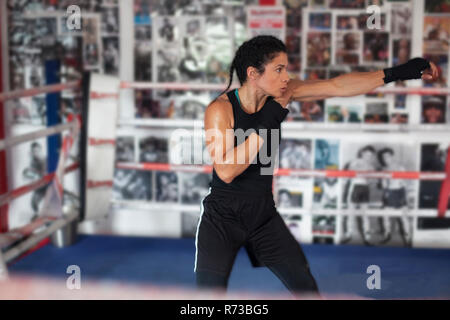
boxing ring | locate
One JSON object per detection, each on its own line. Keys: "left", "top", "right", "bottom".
{"left": 0, "top": 78, "right": 81, "bottom": 279}
{"left": 1, "top": 74, "right": 450, "bottom": 298}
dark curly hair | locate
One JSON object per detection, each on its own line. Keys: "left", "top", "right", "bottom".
{"left": 357, "top": 145, "right": 376, "bottom": 158}
{"left": 218, "top": 35, "right": 287, "bottom": 97}
{"left": 377, "top": 148, "right": 394, "bottom": 167}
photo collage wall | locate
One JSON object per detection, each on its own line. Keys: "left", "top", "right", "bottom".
{"left": 5, "top": 0, "right": 120, "bottom": 228}
{"left": 6, "top": 0, "right": 449, "bottom": 125}
{"left": 5, "top": 0, "right": 450, "bottom": 125}
{"left": 7, "top": 0, "right": 120, "bottom": 126}
{"left": 132, "top": 0, "right": 450, "bottom": 126}
{"left": 4, "top": 0, "right": 450, "bottom": 244}
{"left": 133, "top": 0, "right": 253, "bottom": 120}
{"left": 113, "top": 131, "right": 212, "bottom": 205}
{"left": 422, "top": 1, "right": 450, "bottom": 124}
{"left": 113, "top": 127, "right": 450, "bottom": 247}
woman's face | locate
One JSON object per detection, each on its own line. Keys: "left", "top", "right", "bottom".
{"left": 254, "top": 52, "right": 290, "bottom": 98}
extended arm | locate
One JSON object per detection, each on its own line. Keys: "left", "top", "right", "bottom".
{"left": 287, "top": 58, "right": 439, "bottom": 102}
{"left": 288, "top": 70, "right": 385, "bottom": 102}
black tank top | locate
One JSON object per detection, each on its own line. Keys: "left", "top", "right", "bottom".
{"left": 209, "top": 89, "right": 279, "bottom": 194}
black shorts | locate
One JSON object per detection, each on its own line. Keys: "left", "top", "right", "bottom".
{"left": 351, "top": 184, "right": 370, "bottom": 204}
{"left": 383, "top": 188, "right": 407, "bottom": 208}
{"left": 195, "top": 187, "right": 307, "bottom": 276}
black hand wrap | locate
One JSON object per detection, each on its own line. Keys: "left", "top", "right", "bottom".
{"left": 255, "top": 98, "right": 289, "bottom": 131}
{"left": 383, "top": 57, "right": 431, "bottom": 84}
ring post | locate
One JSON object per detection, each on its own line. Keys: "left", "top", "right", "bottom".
{"left": 0, "top": 21, "right": 8, "bottom": 233}
{"left": 438, "top": 147, "right": 450, "bottom": 218}
{"left": 45, "top": 60, "right": 62, "bottom": 173}
{"left": 79, "top": 72, "right": 91, "bottom": 221}
{"left": 45, "top": 60, "right": 77, "bottom": 247}
{"left": 0, "top": 252, "right": 8, "bottom": 280}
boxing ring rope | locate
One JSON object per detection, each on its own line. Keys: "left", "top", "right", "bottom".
{"left": 275, "top": 168, "right": 447, "bottom": 180}
{"left": 1, "top": 81, "right": 447, "bottom": 104}
{"left": 2, "top": 209, "right": 78, "bottom": 264}
{"left": 0, "top": 80, "right": 81, "bottom": 278}
{"left": 0, "top": 81, "right": 81, "bottom": 103}
{"left": 0, "top": 163, "right": 79, "bottom": 207}
{"left": 109, "top": 199, "right": 438, "bottom": 219}
{"left": 0, "top": 122, "right": 77, "bottom": 151}
{"left": 0, "top": 142, "right": 79, "bottom": 259}
{"left": 370, "top": 86, "right": 450, "bottom": 96}
{"left": 116, "top": 161, "right": 447, "bottom": 180}
{"left": 115, "top": 160, "right": 450, "bottom": 218}
{"left": 119, "top": 81, "right": 450, "bottom": 96}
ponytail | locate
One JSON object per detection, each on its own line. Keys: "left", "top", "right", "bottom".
{"left": 217, "top": 60, "right": 235, "bottom": 99}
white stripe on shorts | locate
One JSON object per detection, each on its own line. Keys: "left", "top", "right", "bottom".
{"left": 194, "top": 187, "right": 212, "bottom": 272}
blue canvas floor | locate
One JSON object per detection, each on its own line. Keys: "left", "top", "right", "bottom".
{"left": 8, "top": 235, "right": 450, "bottom": 299}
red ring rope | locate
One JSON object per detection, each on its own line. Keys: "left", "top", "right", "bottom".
{"left": 0, "top": 81, "right": 80, "bottom": 102}
{"left": 116, "top": 162, "right": 447, "bottom": 180}
{"left": 0, "top": 163, "right": 79, "bottom": 207}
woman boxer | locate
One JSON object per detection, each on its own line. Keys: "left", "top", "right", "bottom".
{"left": 196, "top": 35, "right": 438, "bottom": 296}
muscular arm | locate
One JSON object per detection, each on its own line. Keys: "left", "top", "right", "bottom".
{"left": 204, "top": 100, "right": 264, "bottom": 184}
{"left": 287, "top": 60, "right": 438, "bottom": 102}
{"left": 287, "top": 70, "right": 385, "bottom": 102}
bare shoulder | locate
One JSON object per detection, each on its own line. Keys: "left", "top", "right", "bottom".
{"left": 204, "top": 93, "right": 233, "bottom": 128}
{"left": 206, "top": 93, "right": 231, "bottom": 113}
